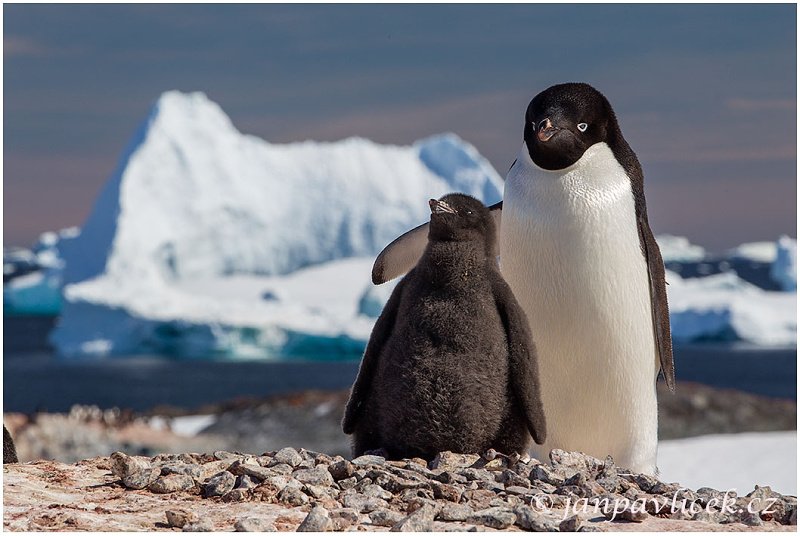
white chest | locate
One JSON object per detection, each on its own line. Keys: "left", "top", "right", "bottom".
{"left": 500, "top": 142, "right": 659, "bottom": 474}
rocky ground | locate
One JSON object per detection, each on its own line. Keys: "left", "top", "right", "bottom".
{"left": 3, "top": 382, "right": 796, "bottom": 464}
{"left": 4, "top": 446, "right": 796, "bottom": 532}
{"left": 3, "top": 382, "right": 796, "bottom": 532}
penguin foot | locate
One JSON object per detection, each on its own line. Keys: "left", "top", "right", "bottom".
{"left": 364, "top": 447, "right": 390, "bottom": 459}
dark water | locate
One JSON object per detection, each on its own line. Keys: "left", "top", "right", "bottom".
{"left": 2, "top": 317, "right": 796, "bottom": 413}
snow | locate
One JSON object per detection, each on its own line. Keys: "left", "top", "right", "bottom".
{"left": 665, "top": 269, "right": 796, "bottom": 346}
{"left": 658, "top": 431, "right": 797, "bottom": 496}
{"left": 770, "top": 235, "right": 797, "bottom": 291}
{"left": 656, "top": 234, "right": 706, "bottom": 263}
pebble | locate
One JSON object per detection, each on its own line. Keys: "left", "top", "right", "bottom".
{"left": 165, "top": 509, "right": 194, "bottom": 528}
{"left": 233, "top": 517, "right": 278, "bottom": 532}
{"left": 110, "top": 451, "right": 149, "bottom": 479}
{"left": 182, "top": 520, "right": 213, "bottom": 532}
{"left": 149, "top": 474, "right": 195, "bottom": 494}
{"left": 297, "top": 505, "right": 332, "bottom": 532}
{"left": 438, "top": 504, "right": 473, "bottom": 522}
{"left": 105, "top": 447, "right": 796, "bottom": 531}
{"left": 204, "top": 471, "right": 236, "bottom": 497}
{"left": 272, "top": 447, "right": 303, "bottom": 468}
{"left": 391, "top": 503, "right": 436, "bottom": 532}
{"left": 277, "top": 486, "right": 309, "bottom": 506}
{"left": 328, "top": 459, "right": 355, "bottom": 480}
{"left": 467, "top": 507, "right": 516, "bottom": 529}
{"left": 122, "top": 467, "right": 160, "bottom": 490}
{"left": 369, "top": 508, "right": 405, "bottom": 527}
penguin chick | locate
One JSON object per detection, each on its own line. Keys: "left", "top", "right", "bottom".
{"left": 342, "top": 193, "right": 546, "bottom": 461}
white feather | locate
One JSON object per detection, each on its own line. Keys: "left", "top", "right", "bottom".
{"left": 501, "top": 142, "right": 659, "bottom": 474}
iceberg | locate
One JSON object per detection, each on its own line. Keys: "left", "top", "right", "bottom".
{"left": 665, "top": 269, "right": 796, "bottom": 346}
{"left": 3, "top": 227, "right": 79, "bottom": 316}
{"left": 769, "top": 235, "right": 797, "bottom": 292}
{"left": 50, "top": 91, "right": 504, "bottom": 359}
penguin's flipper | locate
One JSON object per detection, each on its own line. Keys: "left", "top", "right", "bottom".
{"left": 493, "top": 277, "right": 547, "bottom": 445}
{"left": 638, "top": 216, "right": 676, "bottom": 393}
{"left": 342, "top": 276, "right": 407, "bottom": 434}
{"left": 372, "top": 202, "right": 503, "bottom": 285}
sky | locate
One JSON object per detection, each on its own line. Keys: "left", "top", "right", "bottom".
{"left": 3, "top": 3, "right": 797, "bottom": 253}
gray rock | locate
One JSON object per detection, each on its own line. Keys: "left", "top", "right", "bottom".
{"left": 564, "top": 471, "right": 587, "bottom": 487}
{"left": 341, "top": 490, "right": 389, "bottom": 513}
{"left": 213, "top": 450, "right": 239, "bottom": 460}
{"left": 277, "top": 486, "right": 310, "bottom": 506}
{"left": 549, "top": 450, "right": 604, "bottom": 474}
{"left": 236, "top": 474, "right": 259, "bottom": 490}
{"left": 110, "top": 452, "right": 149, "bottom": 479}
{"left": 513, "top": 504, "right": 560, "bottom": 531}
{"left": 498, "top": 469, "right": 530, "bottom": 488}
{"left": 328, "top": 459, "right": 355, "bottom": 481}
{"left": 273, "top": 447, "right": 303, "bottom": 467}
{"left": 149, "top": 474, "right": 196, "bottom": 494}
{"left": 228, "top": 460, "right": 274, "bottom": 481}
{"left": 351, "top": 454, "right": 387, "bottom": 467}
{"left": 165, "top": 509, "right": 194, "bottom": 528}
{"left": 269, "top": 463, "right": 294, "bottom": 475}
{"left": 467, "top": 507, "right": 516, "bottom": 529}
{"left": 362, "top": 483, "right": 393, "bottom": 500}
{"left": 633, "top": 474, "right": 658, "bottom": 494}
{"left": 459, "top": 468, "right": 494, "bottom": 483}
{"left": 182, "top": 520, "right": 213, "bottom": 532}
{"left": 121, "top": 467, "right": 160, "bottom": 490}
{"left": 222, "top": 488, "right": 251, "bottom": 502}
{"left": 391, "top": 503, "right": 436, "bottom": 532}
{"left": 369, "top": 508, "right": 405, "bottom": 527}
{"left": 434, "top": 471, "right": 469, "bottom": 485}
{"left": 558, "top": 514, "right": 585, "bottom": 532}
{"left": 330, "top": 507, "right": 360, "bottom": 525}
{"left": 204, "top": 471, "right": 236, "bottom": 497}
{"left": 160, "top": 462, "right": 202, "bottom": 482}
{"left": 531, "top": 464, "right": 565, "bottom": 487}
{"left": 432, "top": 482, "right": 463, "bottom": 503}
{"left": 429, "top": 451, "right": 481, "bottom": 472}
{"left": 438, "top": 504, "right": 473, "bottom": 522}
{"left": 297, "top": 505, "right": 332, "bottom": 532}
{"left": 293, "top": 465, "right": 335, "bottom": 487}
{"left": 337, "top": 476, "right": 357, "bottom": 490}
{"left": 234, "top": 517, "right": 278, "bottom": 532}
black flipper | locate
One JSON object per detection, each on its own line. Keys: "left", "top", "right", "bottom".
{"left": 342, "top": 276, "right": 407, "bottom": 433}
{"left": 372, "top": 202, "right": 503, "bottom": 285}
{"left": 638, "top": 215, "right": 676, "bottom": 393}
{"left": 493, "top": 277, "right": 546, "bottom": 444}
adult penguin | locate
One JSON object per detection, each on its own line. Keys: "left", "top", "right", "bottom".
{"left": 371, "top": 83, "right": 674, "bottom": 474}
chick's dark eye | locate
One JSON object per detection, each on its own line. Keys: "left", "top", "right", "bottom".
{"left": 577, "top": 123, "right": 588, "bottom": 132}
{"left": 465, "top": 210, "right": 473, "bottom": 216}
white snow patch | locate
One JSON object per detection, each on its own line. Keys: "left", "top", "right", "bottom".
{"left": 658, "top": 431, "right": 797, "bottom": 496}
{"left": 170, "top": 415, "right": 218, "bottom": 437}
{"left": 726, "top": 241, "right": 778, "bottom": 263}
{"left": 770, "top": 235, "right": 797, "bottom": 291}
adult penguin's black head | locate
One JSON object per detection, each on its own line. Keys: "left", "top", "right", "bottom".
{"left": 523, "top": 83, "right": 621, "bottom": 171}
{"left": 428, "top": 193, "right": 495, "bottom": 249}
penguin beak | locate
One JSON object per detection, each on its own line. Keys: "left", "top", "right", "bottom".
{"left": 537, "top": 118, "right": 557, "bottom": 142}
{"left": 429, "top": 199, "right": 457, "bottom": 215}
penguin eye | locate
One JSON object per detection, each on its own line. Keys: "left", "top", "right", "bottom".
{"left": 465, "top": 210, "right": 474, "bottom": 216}
{"left": 577, "top": 123, "right": 588, "bottom": 132}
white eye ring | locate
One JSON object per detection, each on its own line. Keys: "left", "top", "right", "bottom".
{"left": 577, "top": 123, "right": 588, "bottom": 132}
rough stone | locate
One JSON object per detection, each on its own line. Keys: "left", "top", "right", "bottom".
{"left": 369, "top": 508, "right": 406, "bottom": 527}
{"left": 298, "top": 505, "right": 333, "bottom": 532}
{"left": 277, "top": 486, "right": 310, "bottom": 506}
{"left": 391, "top": 503, "right": 436, "bottom": 532}
{"left": 559, "top": 514, "right": 586, "bottom": 532}
{"left": 165, "top": 509, "right": 194, "bottom": 528}
{"left": 204, "top": 471, "right": 236, "bottom": 497}
{"left": 182, "top": 520, "right": 213, "bottom": 532}
{"left": 121, "top": 467, "right": 160, "bottom": 490}
{"left": 110, "top": 451, "right": 149, "bottom": 479}
{"left": 272, "top": 447, "right": 303, "bottom": 468}
{"left": 293, "top": 465, "right": 335, "bottom": 487}
{"left": 438, "top": 504, "right": 473, "bottom": 522}
{"left": 234, "top": 517, "right": 278, "bottom": 532}
{"left": 328, "top": 459, "right": 355, "bottom": 481}
{"left": 467, "top": 507, "right": 516, "bottom": 529}
{"left": 149, "top": 473, "right": 196, "bottom": 494}
{"left": 513, "top": 504, "right": 560, "bottom": 531}
{"left": 351, "top": 454, "right": 387, "bottom": 467}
